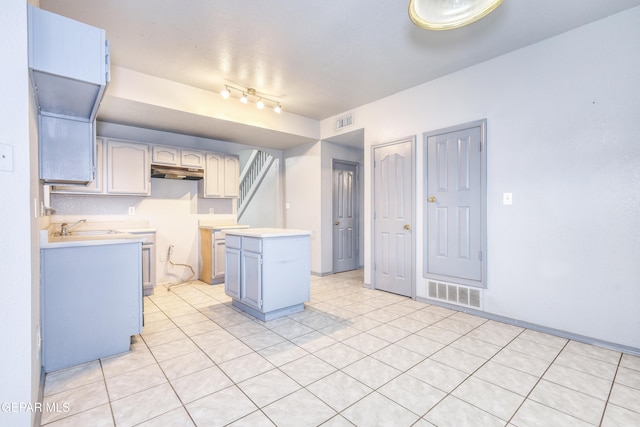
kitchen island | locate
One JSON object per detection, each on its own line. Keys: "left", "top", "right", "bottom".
{"left": 224, "top": 228, "right": 311, "bottom": 321}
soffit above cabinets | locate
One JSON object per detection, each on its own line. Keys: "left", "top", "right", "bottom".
{"left": 28, "top": 5, "right": 109, "bottom": 121}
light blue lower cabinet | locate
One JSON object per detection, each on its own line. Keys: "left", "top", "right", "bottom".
{"left": 224, "top": 231, "right": 310, "bottom": 321}
{"left": 41, "top": 242, "right": 142, "bottom": 372}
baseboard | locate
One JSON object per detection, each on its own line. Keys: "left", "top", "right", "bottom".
{"left": 312, "top": 267, "right": 365, "bottom": 277}
{"left": 416, "top": 296, "right": 640, "bottom": 357}
{"left": 311, "top": 271, "right": 332, "bottom": 277}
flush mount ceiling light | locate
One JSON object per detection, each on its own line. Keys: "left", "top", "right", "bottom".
{"left": 221, "top": 85, "right": 282, "bottom": 113}
{"left": 408, "top": 0, "right": 504, "bottom": 31}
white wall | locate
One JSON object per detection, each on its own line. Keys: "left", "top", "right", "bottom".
{"left": 238, "top": 157, "right": 282, "bottom": 228}
{"left": 0, "top": 1, "right": 41, "bottom": 426}
{"left": 284, "top": 142, "right": 323, "bottom": 273}
{"left": 321, "top": 7, "right": 640, "bottom": 350}
{"left": 104, "top": 65, "right": 320, "bottom": 145}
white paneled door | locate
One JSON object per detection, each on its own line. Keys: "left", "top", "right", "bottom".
{"left": 373, "top": 139, "right": 414, "bottom": 297}
{"left": 333, "top": 161, "right": 358, "bottom": 273}
{"left": 426, "top": 123, "right": 484, "bottom": 284}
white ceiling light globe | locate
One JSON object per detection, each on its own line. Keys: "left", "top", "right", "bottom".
{"left": 409, "top": 0, "right": 504, "bottom": 31}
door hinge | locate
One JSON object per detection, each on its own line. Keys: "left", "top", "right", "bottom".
{"left": 105, "top": 41, "right": 111, "bottom": 82}
{"left": 259, "top": 299, "right": 263, "bottom": 308}
{"left": 259, "top": 257, "right": 263, "bottom": 265}
{"left": 479, "top": 251, "right": 483, "bottom": 261}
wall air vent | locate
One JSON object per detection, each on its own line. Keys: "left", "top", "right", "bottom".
{"left": 335, "top": 114, "right": 354, "bottom": 130}
{"left": 428, "top": 280, "right": 483, "bottom": 309}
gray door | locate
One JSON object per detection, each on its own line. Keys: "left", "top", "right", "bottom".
{"left": 426, "top": 123, "right": 483, "bottom": 284}
{"left": 374, "top": 139, "right": 413, "bottom": 297}
{"left": 333, "top": 161, "right": 358, "bottom": 273}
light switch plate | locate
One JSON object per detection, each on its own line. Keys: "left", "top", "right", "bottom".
{"left": 0, "top": 144, "right": 13, "bottom": 172}
{"left": 128, "top": 206, "right": 135, "bottom": 215}
{"left": 503, "top": 192, "right": 513, "bottom": 205}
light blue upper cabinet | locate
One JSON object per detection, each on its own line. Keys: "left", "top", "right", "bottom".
{"left": 28, "top": 5, "right": 110, "bottom": 183}
{"left": 28, "top": 5, "right": 109, "bottom": 120}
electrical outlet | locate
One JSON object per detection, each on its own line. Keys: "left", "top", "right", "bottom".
{"left": 209, "top": 208, "right": 215, "bottom": 215}
{"left": 503, "top": 192, "right": 513, "bottom": 205}
{"left": 128, "top": 206, "right": 135, "bottom": 215}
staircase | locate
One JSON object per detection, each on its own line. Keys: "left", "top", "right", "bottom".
{"left": 238, "top": 150, "right": 274, "bottom": 218}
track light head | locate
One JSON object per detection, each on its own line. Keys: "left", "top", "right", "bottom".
{"left": 221, "top": 85, "right": 282, "bottom": 113}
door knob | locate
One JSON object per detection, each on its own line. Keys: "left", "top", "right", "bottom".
{"left": 428, "top": 196, "right": 436, "bottom": 203}
{"left": 335, "top": 221, "right": 340, "bottom": 226}
{"left": 404, "top": 224, "right": 411, "bottom": 230}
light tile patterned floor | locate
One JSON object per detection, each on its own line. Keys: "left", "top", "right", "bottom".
{"left": 41, "top": 270, "right": 640, "bottom": 426}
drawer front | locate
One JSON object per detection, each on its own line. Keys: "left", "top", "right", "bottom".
{"left": 226, "top": 235, "right": 242, "bottom": 249}
{"left": 242, "top": 237, "right": 262, "bottom": 253}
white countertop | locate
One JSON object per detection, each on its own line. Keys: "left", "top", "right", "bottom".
{"left": 40, "top": 222, "right": 155, "bottom": 249}
{"left": 41, "top": 231, "right": 144, "bottom": 249}
{"left": 224, "top": 228, "right": 311, "bottom": 238}
{"left": 199, "top": 224, "right": 250, "bottom": 230}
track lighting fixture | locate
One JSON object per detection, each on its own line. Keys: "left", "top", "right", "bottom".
{"left": 220, "top": 85, "right": 282, "bottom": 113}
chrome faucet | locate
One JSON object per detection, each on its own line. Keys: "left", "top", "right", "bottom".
{"left": 60, "top": 219, "right": 86, "bottom": 236}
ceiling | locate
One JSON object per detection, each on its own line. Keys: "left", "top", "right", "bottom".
{"left": 40, "top": 0, "right": 640, "bottom": 148}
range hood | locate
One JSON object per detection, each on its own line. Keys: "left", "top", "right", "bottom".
{"left": 151, "top": 165, "right": 204, "bottom": 180}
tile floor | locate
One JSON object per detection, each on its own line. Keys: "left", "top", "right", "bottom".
{"left": 41, "top": 270, "right": 640, "bottom": 426}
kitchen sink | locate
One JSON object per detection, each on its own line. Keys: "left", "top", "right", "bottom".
{"left": 53, "top": 229, "right": 121, "bottom": 237}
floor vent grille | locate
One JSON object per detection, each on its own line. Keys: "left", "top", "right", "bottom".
{"left": 428, "top": 280, "right": 483, "bottom": 309}
{"left": 335, "top": 114, "right": 353, "bottom": 130}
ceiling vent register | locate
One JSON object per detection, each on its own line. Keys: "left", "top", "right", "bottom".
{"left": 335, "top": 114, "right": 353, "bottom": 130}
{"left": 427, "top": 280, "right": 482, "bottom": 309}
